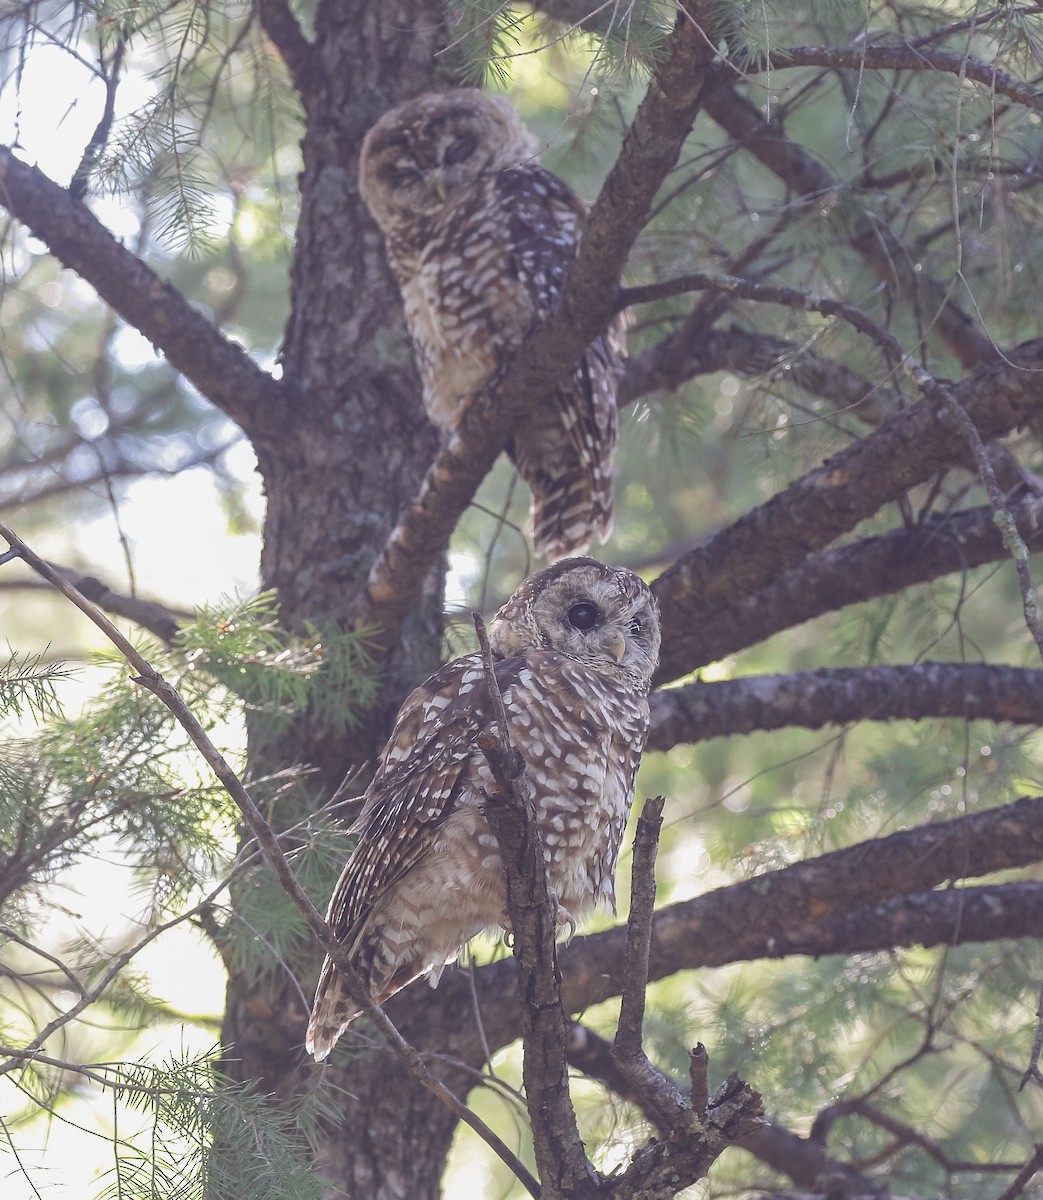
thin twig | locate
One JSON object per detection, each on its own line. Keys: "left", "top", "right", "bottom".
{"left": 994, "top": 1144, "right": 1043, "bottom": 1200}
{"left": 912, "top": 371, "right": 1043, "bottom": 662}
{"left": 1020, "top": 982, "right": 1043, "bottom": 1091}
{"left": 472, "top": 612, "right": 599, "bottom": 1197}
{"left": 0, "top": 927, "right": 89, "bottom": 1001}
{"left": 0, "top": 520, "right": 540, "bottom": 1200}
{"left": 613, "top": 796, "right": 688, "bottom": 1135}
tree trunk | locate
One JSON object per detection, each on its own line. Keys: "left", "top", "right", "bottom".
{"left": 219, "top": 4, "right": 474, "bottom": 1195}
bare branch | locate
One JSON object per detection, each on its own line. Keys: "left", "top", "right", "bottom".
{"left": 699, "top": 83, "right": 997, "bottom": 366}
{"left": 622, "top": 321, "right": 1041, "bottom": 495}
{"left": 0, "top": 146, "right": 282, "bottom": 431}
{"left": 612, "top": 796, "right": 689, "bottom": 1134}
{"left": 920, "top": 374, "right": 1043, "bottom": 659}
{"left": 473, "top": 613, "right": 596, "bottom": 1199}
{"left": 655, "top": 496, "right": 1043, "bottom": 675}
{"left": 740, "top": 44, "right": 1043, "bottom": 111}
{"left": 568, "top": 1023, "right": 874, "bottom": 1195}
{"left": 647, "top": 663, "right": 1043, "bottom": 751}
{"left": 814, "top": 1097, "right": 1027, "bottom": 1175}
{"left": 995, "top": 1144, "right": 1043, "bottom": 1200}
{"left": 40, "top": 563, "right": 189, "bottom": 644}
{"left": 619, "top": 268, "right": 1043, "bottom": 633}
{"left": 759, "top": 880, "right": 1043, "bottom": 958}
{"left": 470, "top": 795, "right": 1043, "bottom": 1048}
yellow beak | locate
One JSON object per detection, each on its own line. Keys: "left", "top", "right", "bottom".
{"left": 605, "top": 630, "right": 626, "bottom": 664}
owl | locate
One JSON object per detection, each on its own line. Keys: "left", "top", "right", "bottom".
{"left": 358, "top": 89, "right": 625, "bottom": 561}
{"left": 306, "top": 557, "right": 660, "bottom": 1060}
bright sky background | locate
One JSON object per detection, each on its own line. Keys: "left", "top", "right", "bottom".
{"left": 0, "top": 37, "right": 263, "bottom": 1200}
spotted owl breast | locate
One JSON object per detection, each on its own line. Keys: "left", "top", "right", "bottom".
{"left": 396, "top": 180, "right": 540, "bottom": 430}
{"left": 503, "top": 654, "right": 645, "bottom": 914}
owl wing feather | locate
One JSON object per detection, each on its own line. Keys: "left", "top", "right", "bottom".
{"left": 308, "top": 654, "right": 507, "bottom": 1058}
{"left": 497, "top": 166, "right": 623, "bottom": 558}
{"left": 325, "top": 654, "right": 494, "bottom": 941}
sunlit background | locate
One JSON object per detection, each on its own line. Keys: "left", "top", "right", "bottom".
{"left": 1, "top": 40, "right": 262, "bottom": 1198}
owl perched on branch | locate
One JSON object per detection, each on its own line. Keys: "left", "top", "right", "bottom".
{"left": 306, "top": 558, "right": 660, "bottom": 1061}
{"left": 358, "top": 89, "right": 625, "bottom": 561}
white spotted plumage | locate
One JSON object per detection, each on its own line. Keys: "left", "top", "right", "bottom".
{"left": 358, "top": 89, "right": 625, "bottom": 561}
{"left": 306, "top": 558, "right": 660, "bottom": 1061}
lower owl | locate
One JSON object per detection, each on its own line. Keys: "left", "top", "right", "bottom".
{"left": 358, "top": 89, "right": 626, "bottom": 561}
{"left": 306, "top": 557, "right": 660, "bottom": 1060}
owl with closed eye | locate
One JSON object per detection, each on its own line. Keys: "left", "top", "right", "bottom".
{"left": 358, "top": 89, "right": 625, "bottom": 561}
{"left": 306, "top": 558, "right": 660, "bottom": 1060}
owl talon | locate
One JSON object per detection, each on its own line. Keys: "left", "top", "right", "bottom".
{"left": 551, "top": 894, "right": 577, "bottom": 942}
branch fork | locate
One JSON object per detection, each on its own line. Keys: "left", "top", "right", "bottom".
{"left": 473, "top": 609, "right": 762, "bottom": 1197}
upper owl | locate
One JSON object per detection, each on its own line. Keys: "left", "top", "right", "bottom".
{"left": 359, "top": 89, "right": 625, "bottom": 561}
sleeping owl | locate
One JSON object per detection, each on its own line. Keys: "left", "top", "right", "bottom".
{"left": 358, "top": 89, "right": 625, "bottom": 561}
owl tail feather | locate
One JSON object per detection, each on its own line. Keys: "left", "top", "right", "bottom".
{"left": 529, "top": 475, "right": 613, "bottom": 562}
{"left": 305, "top": 951, "right": 452, "bottom": 1061}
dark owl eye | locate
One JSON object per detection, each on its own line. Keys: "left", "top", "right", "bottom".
{"left": 628, "top": 616, "right": 643, "bottom": 637}
{"left": 443, "top": 135, "right": 477, "bottom": 166}
{"left": 567, "top": 602, "right": 600, "bottom": 631}
{"left": 381, "top": 164, "right": 418, "bottom": 189}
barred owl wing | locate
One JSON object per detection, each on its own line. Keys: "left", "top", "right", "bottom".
{"left": 307, "top": 654, "right": 503, "bottom": 1058}
{"left": 322, "top": 656, "right": 490, "bottom": 941}
{"left": 498, "top": 166, "right": 623, "bottom": 559}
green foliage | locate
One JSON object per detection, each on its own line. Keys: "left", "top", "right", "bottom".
{"left": 177, "top": 592, "right": 382, "bottom": 745}
{"left": 0, "top": 650, "right": 69, "bottom": 722}
{"left": 0, "top": 590, "right": 378, "bottom": 1195}
{"left": 225, "top": 816, "right": 352, "bottom": 990}
{"left": 89, "top": 1049, "right": 328, "bottom": 1200}
{"left": 178, "top": 591, "right": 319, "bottom": 715}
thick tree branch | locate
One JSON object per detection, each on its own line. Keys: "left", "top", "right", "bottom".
{"left": 619, "top": 273, "right": 1043, "bottom": 636}
{"left": 42, "top": 564, "right": 189, "bottom": 645}
{"left": 652, "top": 339, "right": 1043, "bottom": 684}
{"left": 660, "top": 496, "right": 1043, "bottom": 673}
{"left": 0, "top": 146, "right": 282, "bottom": 431}
{"left": 758, "top": 880, "right": 1043, "bottom": 958}
{"left": 470, "top": 795, "right": 1043, "bottom": 1051}
{"left": 354, "top": 0, "right": 722, "bottom": 645}
{"left": 647, "top": 662, "right": 1043, "bottom": 750}
{"left": 622, "top": 323, "right": 1040, "bottom": 496}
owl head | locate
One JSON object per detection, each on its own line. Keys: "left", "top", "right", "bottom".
{"left": 359, "top": 89, "right": 540, "bottom": 227}
{"left": 489, "top": 558, "right": 661, "bottom": 689}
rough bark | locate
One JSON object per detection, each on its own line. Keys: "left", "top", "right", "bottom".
{"left": 218, "top": 5, "right": 458, "bottom": 1197}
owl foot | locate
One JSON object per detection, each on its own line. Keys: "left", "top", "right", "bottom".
{"left": 498, "top": 897, "right": 576, "bottom": 944}
{"left": 551, "top": 893, "right": 577, "bottom": 942}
